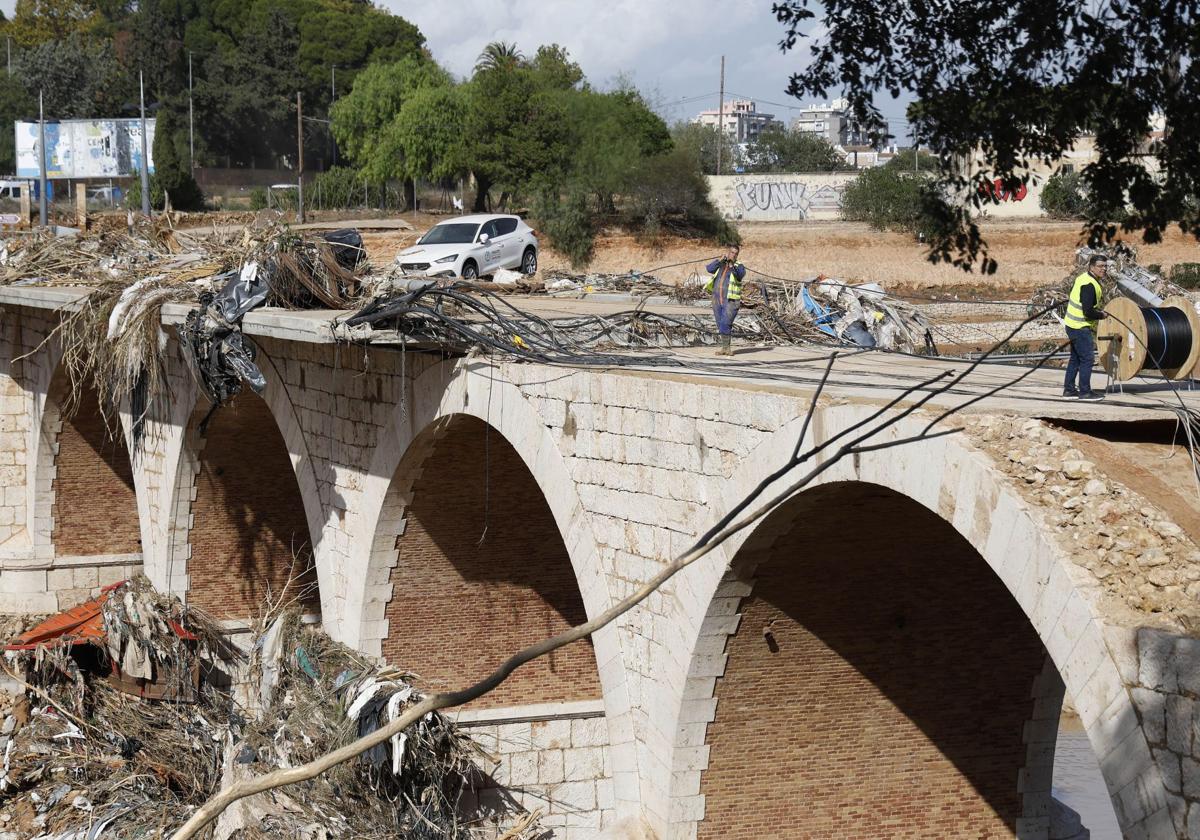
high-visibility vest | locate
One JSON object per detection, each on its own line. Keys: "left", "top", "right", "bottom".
{"left": 705, "top": 261, "right": 745, "bottom": 301}
{"left": 1064, "top": 271, "right": 1103, "bottom": 330}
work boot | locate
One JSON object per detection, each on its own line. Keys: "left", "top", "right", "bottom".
{"left": 719, "top": 335, "right": 732, "bottom": 356}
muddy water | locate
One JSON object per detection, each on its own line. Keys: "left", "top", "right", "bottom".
{"left": 1054, "top": 716, "right": 1122, "bottom": 839}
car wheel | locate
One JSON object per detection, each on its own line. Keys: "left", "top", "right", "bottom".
{"left": 461, "top": 260, "right": 478, "bottom": 280}
{"left": 521, "top": 247, "right": 537, "bottom": 275}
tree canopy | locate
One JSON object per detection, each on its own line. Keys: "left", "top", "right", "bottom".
{"left": 0, "top": 0, "right": 427, "bottom": 172}
{"left": 743, "top": 128, "right": 846, "bottom": 173}
{"left": 774, "top": 0, "right": 1200, "bottom": 270}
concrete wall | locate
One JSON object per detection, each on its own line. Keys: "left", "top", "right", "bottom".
{"left": 707, "top": 173, "right": 856, "bottom": 221}
{"left": 0, "top": 296, "right": 1196, "bottom": 838}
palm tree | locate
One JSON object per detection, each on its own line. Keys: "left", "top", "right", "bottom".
{"left": 475, "top": 41, "right": 524, "bottom": 74}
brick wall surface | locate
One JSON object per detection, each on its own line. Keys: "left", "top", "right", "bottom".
{"left": 697, "top": 482, "right": 1048, "bottom": 840}
{"left": 383, "top": 415, "right": 601, "bottom": 708}
{"left": 50, "top": 384, "right": 140, "bottom": 556}
{"left": 188, "top": 393, "right": 317, "bottom": 619}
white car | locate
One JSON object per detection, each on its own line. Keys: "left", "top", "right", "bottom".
{"left": 395, "top": 214, "right": 539, "bottom": 280}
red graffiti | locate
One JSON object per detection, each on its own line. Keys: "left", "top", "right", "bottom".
{"left": 979, "top": 179, "right": 1029, "bottom": 202}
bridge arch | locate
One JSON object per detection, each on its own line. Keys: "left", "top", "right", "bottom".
{"left": 353, "top": 359, "right": 635, "bottom": 776}
{"left": 154, "top": 348, "right": 325, "bottom": 620}
{"left": 665, "top": 405, "right": 1168, "bottom": 839}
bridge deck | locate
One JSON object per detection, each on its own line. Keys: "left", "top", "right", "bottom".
{"left": 1, "top": 284, "right": 1194, "bottom": 424}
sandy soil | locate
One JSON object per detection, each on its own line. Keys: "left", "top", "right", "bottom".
{"left": 355, "top": 217, "right": 1199, "bottom": 296}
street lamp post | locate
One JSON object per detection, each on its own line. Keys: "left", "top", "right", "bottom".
{"left": 37, "top": 91, "right": 47, "bottom": 228}
{"left": 138, "top": 71, "right": 151, "bottom": 217}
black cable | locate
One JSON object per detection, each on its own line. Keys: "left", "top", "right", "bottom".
{"left": 1141, "top": 306, "right": 1192, "bottom": 371}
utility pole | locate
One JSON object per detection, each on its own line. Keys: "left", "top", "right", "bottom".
{"left": 6, "top": 37, "right": 10, "bottom": 78}
{"left": 330, "top": 65, "right": 337, "bottom": 167}
{"left": 138, "top": 71, "right": 151, "bottom": 217}
{"left": 716, "top": 55, "right": 725, "bottom": 176}
{"left": 37, "top": 91, "right": 47, "bottom": 228}
{"left": 188, "top": 52, "right": 194, "bottom": 169}
{"left": 296, "top": 91, "right": 305, "bottom": 224}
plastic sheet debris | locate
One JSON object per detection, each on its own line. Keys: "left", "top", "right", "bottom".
{"left": 795, "top": 277, "right": 933, "bottom": 352}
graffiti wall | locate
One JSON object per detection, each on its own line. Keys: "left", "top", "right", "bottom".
{"left": 708, "top": 173, "right": 857, "bottom": 221}
{"left": 710, "top": 172, "right": 1053, "bottom": 222}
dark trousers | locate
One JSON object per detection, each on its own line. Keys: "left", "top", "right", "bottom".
{"left": 712, "top": 298, "right": 740, "bottom": 336}
{"left": 1064, "top": 326, "right": 1096, "bottom": 393}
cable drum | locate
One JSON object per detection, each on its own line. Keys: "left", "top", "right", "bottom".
{"left": 1098, "top": 295, "right": 1200, "bottom": 381}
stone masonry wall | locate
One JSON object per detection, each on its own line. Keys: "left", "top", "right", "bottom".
{"left": 0, "top": 299, "right": 1195, "bottom": 839}
{"left": 462, "top": 709, "right": 616, "bottom": 837}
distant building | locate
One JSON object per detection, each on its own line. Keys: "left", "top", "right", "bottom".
{"left": 694, "top": 100, "right": 783, "bottom": 144}
{"left": 792, "top": 99, "right": 886, "bottom": 149}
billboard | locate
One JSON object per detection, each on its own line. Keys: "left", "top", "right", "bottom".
{"left": 15, "top": 118, "right": 156, "bottom": 179}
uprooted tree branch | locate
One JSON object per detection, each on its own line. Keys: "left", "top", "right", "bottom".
{"left": 170, "top": 308, "right": 1062, "bottom": 840}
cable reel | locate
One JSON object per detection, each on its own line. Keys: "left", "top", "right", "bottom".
{"left": 1097, "top": 296, "right": 1200, "bottom": 382}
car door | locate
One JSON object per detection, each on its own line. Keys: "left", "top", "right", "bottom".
{"left": 477, "top": 220, "right": 503, "bottom": 272}
{"left": 492, "top": 217, "right": 520, "bottom": 269}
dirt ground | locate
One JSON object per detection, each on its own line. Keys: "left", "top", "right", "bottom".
{"left": 351, "top": 216, "right": 1199, "bottom": 297}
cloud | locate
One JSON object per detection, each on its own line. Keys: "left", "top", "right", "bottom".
{"left": 380, "top": 0, "right": 806, "bottom": 111}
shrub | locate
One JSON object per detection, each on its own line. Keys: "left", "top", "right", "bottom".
{"left": 533, "top": 185, "right": 595, "bottom": 268}
{"left": 840, "top": 166, "right": 935, "bottom": 237}
{"left": 623, "top": 148, "right": 739, "bottom": 245}
{"left": 249, "top": 187, "right": 268, "bottom": 211}
{"left": 1170, "top": 262, "right": 1200, "bottom": 289}
{"left": 1040, "top": 172, "right": 1089, "bottom": 219}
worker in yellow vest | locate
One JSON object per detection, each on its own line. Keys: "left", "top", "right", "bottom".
{"left": 1062, "top": 254, "right": 1109, "bottom": 401}
{"left": 705, "top": 244, "right": 746, "bottom": 356}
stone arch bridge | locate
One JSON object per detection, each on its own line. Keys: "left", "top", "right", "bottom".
{"left": 0, "top": 288, "right": 1197, "bottom": 839}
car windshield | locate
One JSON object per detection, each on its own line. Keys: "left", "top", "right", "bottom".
{"left": 419, "top": 223, "right": 479, "bottom": 245}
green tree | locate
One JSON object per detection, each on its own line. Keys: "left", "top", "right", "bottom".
{"left": 193, "top": 7, "right": 302, "bottom": 166}
{"left": 5, "top": 0, "right": 101, "bottom": 46}
{"left": 744, "top": 128, "right": 846, "bottom": 173}
{"left": 671, "top": 122, "right": 738, "bottom": 176}
{"left": 331, "top": 56, "right": 453, "bottom": 206}
{"left": 463, "top": 65, "right": 571, "bottom": 210}
{"left": 0, "top": 76, "right": 35, "bottom": 172}
{"left": 151, "top": 99, "right": 203, "bottom": 209}
{"left": 15, "top": 31, "right": 128, "bottom": 117}
{"left": 775, "top": 0, "right": 1200, "bottom": 270}
{"left": 529, "top": 44, "right": 583, "bottom": 90}
{"left": 566, "top": 87, "right": 671, "bottom": 211}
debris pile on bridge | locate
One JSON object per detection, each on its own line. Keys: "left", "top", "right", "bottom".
{"left": 341, "top": 281, "right": 755, "bottom": 357}
{"left": 0, "top": 222, "right": 371, "bottom": 420}
{"left": 0, "top": 578, "right": 527, "bottom": 840}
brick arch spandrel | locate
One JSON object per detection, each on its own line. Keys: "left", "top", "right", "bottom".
{"left": 661, "top": 404, "right": 1169, "bottom": 840}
